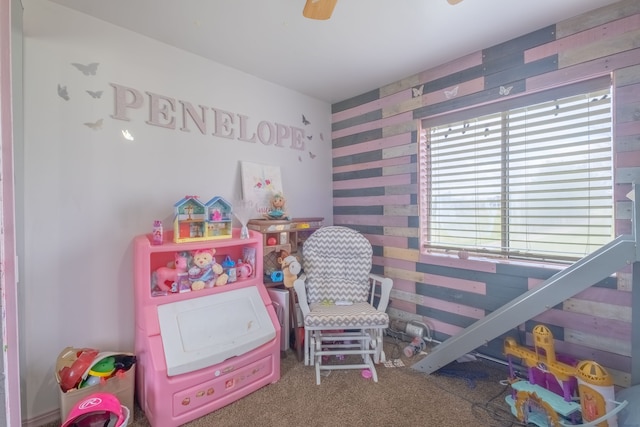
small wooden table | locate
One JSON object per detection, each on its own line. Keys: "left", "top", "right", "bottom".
{"left": 248, "top": 218, "right": 323, "bottom": 362}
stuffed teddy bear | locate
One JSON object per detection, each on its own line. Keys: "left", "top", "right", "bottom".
{"left": 188, "top": 248, "right": 228, "bottom": 290}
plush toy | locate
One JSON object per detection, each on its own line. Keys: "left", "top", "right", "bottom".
{"left": 214, "top": 273, "right": 229, "bottom": 287}
{"left": 188, "top": 248, "right": 228, "bottom": 290}
{"left": 154, "top": 252, "right": 189, "bottom": 292}
{"left": 278, "top": 250, "right": 301, "bottom": 288}
{"left": 264, "top": 192, "right": 290, "bottom": 220}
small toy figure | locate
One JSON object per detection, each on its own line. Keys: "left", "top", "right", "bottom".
{"left": 175, "top": 273, "right": 192, "bottom": 293}
{"left": 152, "top": 220, "right": 163, "bottom": 245}
{"left": 264, "top": 192, "right": 289, "bottom": 220}
{"left": 221, "top": 256, "right": 237, "bottom": 283}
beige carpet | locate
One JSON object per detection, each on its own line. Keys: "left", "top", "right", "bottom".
{"left": 120, "top": 339, "right": 516, "bottom": 427}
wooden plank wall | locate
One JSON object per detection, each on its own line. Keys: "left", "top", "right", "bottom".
{"left": 331, "top": 0, "right": 640, "bottom": 387}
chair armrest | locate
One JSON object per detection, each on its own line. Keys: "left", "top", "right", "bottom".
{"left": 293, "top": 273, "right": 310, "bottom": 316}
{"left": 369, "top": 273, "right": 393, "bottom": 313}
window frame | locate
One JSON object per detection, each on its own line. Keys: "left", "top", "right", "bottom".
{"left": 418, "top": 75, "right": 613, "bottom": 264}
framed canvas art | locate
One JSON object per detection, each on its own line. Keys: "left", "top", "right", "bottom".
{"left": 240, "top": 161, "right": 284, "bottom": 218}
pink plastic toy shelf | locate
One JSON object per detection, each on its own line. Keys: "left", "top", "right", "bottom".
{"left": 134, "top": 229, "right": 281, "bottom": 427}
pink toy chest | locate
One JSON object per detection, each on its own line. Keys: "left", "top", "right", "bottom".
{"left": 134, "top": 230, "right": 281, "bottom": 427}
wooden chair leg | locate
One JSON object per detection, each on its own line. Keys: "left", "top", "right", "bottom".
{"left": 288, "top": 288, "right": 304, "bottom": 362}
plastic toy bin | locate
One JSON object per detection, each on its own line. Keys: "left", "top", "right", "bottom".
{"left": 55, "top": 348, "right": 136, "bottom": 422}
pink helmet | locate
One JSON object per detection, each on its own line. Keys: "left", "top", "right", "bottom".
{"left": 61, "top": 392, "right": 128, "bottom": 427}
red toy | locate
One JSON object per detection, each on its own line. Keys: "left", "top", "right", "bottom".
{"left": 57, "top": 347, "right": 99, "bottom": 392}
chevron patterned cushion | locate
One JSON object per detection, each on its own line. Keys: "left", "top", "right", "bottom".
{"left": 302, "top": 226, "right": 373, "bottom": 304}
{"left": 305, "top": 302, "right": 389, "bottom": 329}
{"left": 306, "top": 279, "right": 369, "bottom": 303}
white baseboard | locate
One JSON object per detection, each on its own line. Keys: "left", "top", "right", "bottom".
{"left": 22, "top": 408, "right": 60, "bottom": 427}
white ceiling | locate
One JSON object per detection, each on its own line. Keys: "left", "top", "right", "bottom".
{"left": 47, "top": 0, "right": 621, "bottom": 104}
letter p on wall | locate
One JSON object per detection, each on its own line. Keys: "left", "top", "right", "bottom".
{"left": 110, "top": 83, "right": 144, "bottom": 121}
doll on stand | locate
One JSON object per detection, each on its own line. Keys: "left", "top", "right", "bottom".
{"left": 264, "top": 192, "right": 290, "bottom": 220}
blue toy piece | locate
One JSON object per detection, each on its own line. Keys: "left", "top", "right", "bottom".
{"left": 270, "top": 270, "right": 283, "bottom": 282}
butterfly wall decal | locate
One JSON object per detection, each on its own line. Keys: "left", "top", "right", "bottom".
{"left": 309, "top": 152, "right": 316, "bottom": 159}
{"left": 302, "top": 114, "right": 310, "bottom": 125}
{"left": 57, "top": 84, "right": 70, "bottom": 101}
{"left": 72, "top": 62, "right": 99, "bottom": 76}
{"left": 412, "top": 85, "right": 424, "bottom": 98}
{"left": 84, "top": 118, "right": 103, "bottom": 130}
{"left": 86, "top": 90, "right": 103, "bottom": 99}
{"left": 499, "top": 85, "right": 513, "bottom": 96}
{"left": 444, "top": 86, "right": 459, "bottom": 99}
{"left": 121, "top": 129, "right": 134, "bottom": 141}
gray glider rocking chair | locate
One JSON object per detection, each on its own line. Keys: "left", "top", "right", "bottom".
{"left": 293, "top": 226, "right": 393, "bottom": 384}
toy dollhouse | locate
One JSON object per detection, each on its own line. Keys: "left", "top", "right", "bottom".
{"left": 504, "top": 324, "right": 627, "bottom": 426}
{"left": 173, "top": 196, "right": 233, "bottom": 243}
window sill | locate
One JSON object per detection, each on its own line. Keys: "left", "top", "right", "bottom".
{"left": 420, "top": 248, "right": 568, "bottom": 272}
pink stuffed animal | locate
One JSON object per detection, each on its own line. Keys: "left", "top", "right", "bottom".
{"left": 155, "top": 252, "right": 189, "bottom": 292}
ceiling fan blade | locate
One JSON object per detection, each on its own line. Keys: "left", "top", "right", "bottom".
{"left": 447, "top": 0, "right": 464, "bottom": 4}
{"left": 303, "top": 0, "right": 338, "bottom": 20}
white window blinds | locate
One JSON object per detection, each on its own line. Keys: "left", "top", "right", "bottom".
{"left": 419, "top": 77, "right": 612, "bottom": 262}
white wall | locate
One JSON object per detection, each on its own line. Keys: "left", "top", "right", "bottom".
{"left": 21, "top": 1, "right": 333, "bottom": 421}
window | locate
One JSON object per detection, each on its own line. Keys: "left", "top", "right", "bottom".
{"left": 419, "top": 77, "right": 613, "bottom": 263}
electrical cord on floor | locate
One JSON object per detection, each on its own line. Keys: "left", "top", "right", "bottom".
{"left": 382, "top": 331, "right": 526, "bottom": 426}
{"left": 385, "top": 326, "right": 413, "bottom": 343}
{"left": 382, "top": 333, "right": 404, "bottom": 360}
{"left": 420, "top": 366, "right": 528, "bottom": 427}
{"left": 435, "top": 367, "right": 488, "bottom": 388}
{"left": 471, "top": 382, "right": 528, "bottom": 427}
